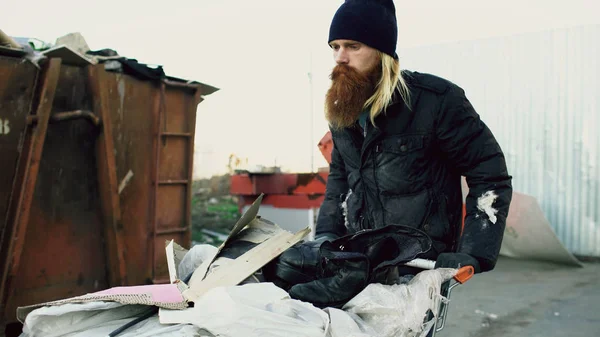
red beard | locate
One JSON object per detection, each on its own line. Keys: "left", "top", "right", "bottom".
{"left": 325, "top": 64, "right": 380, "bottom": 130}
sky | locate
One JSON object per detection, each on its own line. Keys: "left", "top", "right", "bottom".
{"left": 3, "top": 0, "right": 599, "bottom": 178}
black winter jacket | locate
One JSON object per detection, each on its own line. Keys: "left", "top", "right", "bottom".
{"left": 315, "top": 70, "right": 513, "bottom": 271}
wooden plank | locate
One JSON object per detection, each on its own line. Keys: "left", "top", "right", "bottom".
{"left": 0, "top": 58, "right": 62, "bottom": 310}
{"left": 87, "top": 64, "right": 127, "bottom": 286}
{"left": 182, "top": 227, "right": 310, "bottom": 302}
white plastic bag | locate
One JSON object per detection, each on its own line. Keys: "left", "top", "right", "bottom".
{"left": 160, "top": 282, "right": 329, "bottom": 337}
{"left": 324, "top": 308, "right": 378, "bottom": 337}
{"left": 177, "top": 244, "right": 218, "bottom": 279}
{"left": 342, "top": 268, "right": 457, "bottom": 337}
{"left": 19, "top": 302, "right": 204, "bottom": 337}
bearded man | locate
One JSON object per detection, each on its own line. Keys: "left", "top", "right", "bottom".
{"left": 266, "top": 0, "right": 512, "bottom": 310}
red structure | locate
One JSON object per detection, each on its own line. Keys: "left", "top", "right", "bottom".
{"left": 230, "top": 171, "right": 328, "bottom": 210}
{"left": 230, "top": 131, "right": 334, "bottom": 210}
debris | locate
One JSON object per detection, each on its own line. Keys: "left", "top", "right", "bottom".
{"left": 41, "top": 45, "right": 95, "bottom": 66}
{"left": 16, "top": 194, "right": 461, "bottom": 337}
{"left": 118, "top": 170, "right": 134, "bottom": 194}
{"left": 55, "top": 32, "right": 90, "bottom": 55}
{"left": 475, "top": 309, "right": 498, "bottom": 320}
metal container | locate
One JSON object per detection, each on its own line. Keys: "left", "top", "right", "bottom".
{"left": 0, "top": 53, "right": 217, "bottom": 332}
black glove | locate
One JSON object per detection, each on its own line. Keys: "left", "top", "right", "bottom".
{"left": 288, "top": 249, "right": 369, "bottom": 308}
{"left": 435, "top": 252, "right": 481, "bottom": 273}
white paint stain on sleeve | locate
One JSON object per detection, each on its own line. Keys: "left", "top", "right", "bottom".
{"left": 341, "top": 189, "right": 353, "bottom": 228}
{"left": 477, "top": 191, "right": 498, "bottom": 226}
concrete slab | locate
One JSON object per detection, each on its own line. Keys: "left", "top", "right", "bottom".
{"left": 438, "top": 257, "right": 600, "bottom": 336}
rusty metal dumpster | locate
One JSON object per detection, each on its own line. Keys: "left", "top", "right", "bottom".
{"left": 0, "top": 49, "right": 218, "bottom": 334}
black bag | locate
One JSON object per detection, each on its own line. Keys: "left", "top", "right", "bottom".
{"left": 266, "top": 225, "right": 433, "bottom": 308}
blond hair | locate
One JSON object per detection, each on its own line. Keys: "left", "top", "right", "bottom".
{"left": 363, "top": 51, "right": 410, "bottom": 125}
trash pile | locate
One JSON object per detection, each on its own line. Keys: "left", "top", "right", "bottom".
{"left": 0, "top": 30, "right": 186, "bottom": 83}
{"left": 16, "top": 196, "right": 458, "bottom": 337}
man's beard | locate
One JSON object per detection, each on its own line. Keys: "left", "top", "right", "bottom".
{"left": 325, "top": 64, "right": 380, "bottom": 130}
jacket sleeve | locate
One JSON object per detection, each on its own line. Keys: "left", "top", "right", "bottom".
{"left": 435, "top": 85, "right": 513, "bottom": 272}
{"left": 316, "top": 140, "right": 350, "bottom": 238}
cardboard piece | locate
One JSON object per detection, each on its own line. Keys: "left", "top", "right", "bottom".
{"left": 183, "top": 225, "right": 309, "bottom": 302}
{"left": 166, "top": 240, "right": 190, "bottom": 284}
{"left": 195, "top": 193, "right": 265, "bottom": 281}
{"left": 16, "top": 283, "right": 188, "bottom": 323}
{"left": 165, "top": 192, "right": 310, "bottom": 303}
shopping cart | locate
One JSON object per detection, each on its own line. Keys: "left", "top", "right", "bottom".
{"left": 405, "top": 259, "right": 475, "bottom": 337}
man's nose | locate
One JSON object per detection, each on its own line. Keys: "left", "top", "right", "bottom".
{"left": 334, "top": 48, "right": 349, "bottom": 64}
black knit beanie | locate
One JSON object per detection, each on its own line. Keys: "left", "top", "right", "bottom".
{"left": 328, "top": 0, "right": 398, "bottom": 59}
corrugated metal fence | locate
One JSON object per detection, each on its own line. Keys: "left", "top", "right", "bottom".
{"left": 400, "top": 24, "right": 599, "bottom": 257}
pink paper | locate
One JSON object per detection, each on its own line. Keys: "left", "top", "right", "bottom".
{"left": 93, "top": 284, "right": 184, "bottom": 303}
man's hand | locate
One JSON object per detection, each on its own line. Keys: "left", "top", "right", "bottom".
{"left": 435, "top": 252, "right": 481, "bottom": 273}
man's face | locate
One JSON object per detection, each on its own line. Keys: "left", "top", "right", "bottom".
{"left": 325, "top": 40, "right": 381, "bottom": 130}
{"left": 330, "top": 39, "right": 380, "bottom": 75}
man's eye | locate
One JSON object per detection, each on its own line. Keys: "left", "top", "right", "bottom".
{"left": 349, "top": 44, "right": 359, "bottom": 50}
